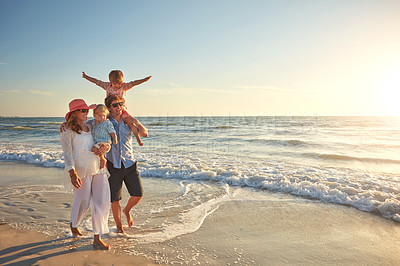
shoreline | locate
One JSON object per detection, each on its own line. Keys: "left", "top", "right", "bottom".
{"left": 3, "top": 198, "right": 400, "bottom": 265}
{"left": 1, "top": 161, "right": 400, "bottom": 264}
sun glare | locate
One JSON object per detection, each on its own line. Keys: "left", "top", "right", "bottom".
{"left": 377, "top": 65, "right": 400, "bottom": 116}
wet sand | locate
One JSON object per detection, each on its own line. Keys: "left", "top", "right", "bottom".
{"left": 0, "top": 223, "right": 158, "bottom": 265}
{"left": 1, "top": 161, "right": 400, "bottom": 265}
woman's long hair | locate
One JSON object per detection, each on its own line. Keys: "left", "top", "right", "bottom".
{"left": 67, "top": 111, "right": 82, "bottom": 134}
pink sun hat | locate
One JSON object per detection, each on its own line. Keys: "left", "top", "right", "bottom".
{"left": 65, "top": 99, "right": 97, "bottom": 121}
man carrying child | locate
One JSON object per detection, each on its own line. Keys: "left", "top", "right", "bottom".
{"left": 104, "top": 94, "right": 148, "bottom": 233}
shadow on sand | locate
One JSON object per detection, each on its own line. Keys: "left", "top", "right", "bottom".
{"left": 0, "top": 233, "right": 93, "bottom": 266}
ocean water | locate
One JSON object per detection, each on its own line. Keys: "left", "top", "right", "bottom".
{"left": 2, "top": 116, "right": 400, "bottom": 223}
{"left": 2, "top": 116, "right": 400, "bottom": 263}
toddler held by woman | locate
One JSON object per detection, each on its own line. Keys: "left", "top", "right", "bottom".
{"left": 92, "top": 104, "right": 117, "bottom": 169}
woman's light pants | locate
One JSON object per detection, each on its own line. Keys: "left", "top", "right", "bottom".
{"left": 70, "top": 173, "right": 110, "bottom": 235}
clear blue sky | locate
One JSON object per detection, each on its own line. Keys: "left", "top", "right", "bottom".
{"left": 1, "top": 0, "right": 400, "bottom": 117}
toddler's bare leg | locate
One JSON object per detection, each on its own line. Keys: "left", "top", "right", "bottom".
{"left": 129, "top": 124, "right": 144, "bottom": 146}
{"left": 100, "top": 155, "right": 106, "bottom": 169}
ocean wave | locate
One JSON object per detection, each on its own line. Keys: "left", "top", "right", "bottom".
{"left": 139, "top": 154, "right": 400, "bottom": 222}
{"left": 148, "top": 122, "right": 178, "bottom": 126}
{"left": 0, "top": 148, "right": 64, "bottom": 168}
{"left": 305, "top": 153, "right": 400, "bottom": 165}
{"left": 269, "top": 139, "right": 306, "bottom": 146}
{"left": 39, "top": 121, "right": 63, "bottom": 125}
{"left": 147, "top": 123, "right": 235, "bottom": 130}
{"left": 213, "top": 137, "right": 309, "bottom": 147}
{"left": 12, "top": 126, "right": 34, "bottom": 130}
{"left": 214, "top": 126, "right": 235, "bottom": 129}
{"left": 2, "top": 145, "right": 400, "bottom": 222}
{"left": 244, "top": 138, "right": 308, "bottom": 147}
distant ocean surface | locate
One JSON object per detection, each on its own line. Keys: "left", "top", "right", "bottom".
{"left": 2, "top": 116, "right": 400, "bottom": 222}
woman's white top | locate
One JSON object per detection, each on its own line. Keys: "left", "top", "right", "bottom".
{"left": 60, "top": 127, "right": 107, "bottom": 178}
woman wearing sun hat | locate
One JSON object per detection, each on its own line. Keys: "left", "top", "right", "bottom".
{"left": 60, "top": 99, "right": 111, "bottom": 250}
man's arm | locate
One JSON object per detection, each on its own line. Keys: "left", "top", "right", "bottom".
{"left": 82, "top": 72, "right": 100, "bottom": 85}
{"left": 60, "top": 122, "right": 68, "bottom": 132}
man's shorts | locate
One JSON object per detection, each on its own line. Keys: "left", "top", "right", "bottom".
{"left": 107, "top": 161, "right": 143, "bottom": 202}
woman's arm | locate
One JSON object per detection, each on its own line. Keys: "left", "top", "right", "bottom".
{"left": 68, "top": 169, "right": 82, "bottom": 189}
{"left": 60, "top": 130, "right": 82, "bottom": 189}
{"left": 60, "top": 130, "right": 75, "bottom": 171}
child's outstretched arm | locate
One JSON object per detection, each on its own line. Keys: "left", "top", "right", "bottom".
{"left": 131, "top": 76, "right": 152, "bottom": 87}
{"left": 82, "top": 72, "right": 100, "bottom": 84}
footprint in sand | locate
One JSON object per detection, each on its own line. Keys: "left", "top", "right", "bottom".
{"left": 26, "top": 208, "right": 35, "bottom": 212}
{"left": 62, "top": 203, "right": 71, "bottom": 208}
{"left": 30, "top": 215, "right": 45, "bottom": 219}
{"left": 27, "top": 193, "right": 42, "bottom": 199}
{"left": 39, "top": 199, "right": 47, "bottom": 203}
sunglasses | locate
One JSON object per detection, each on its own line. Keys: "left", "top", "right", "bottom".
{"left": 111, "top": 102, "right": 124, "bottom": 108}
{"left": 78, "top": 109, "right": 89, "bottom": 113}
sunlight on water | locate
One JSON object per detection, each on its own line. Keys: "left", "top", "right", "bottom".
{"left": 2, "top": 116, "right": 400, "bottom": 223}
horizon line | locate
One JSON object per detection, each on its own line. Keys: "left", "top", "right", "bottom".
{"left": 2, "top": 114, "right": 400, "bottom": 118}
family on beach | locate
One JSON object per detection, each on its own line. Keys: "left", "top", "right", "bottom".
{"left": 60, "top": 70, "right": 151, "bottom": 250}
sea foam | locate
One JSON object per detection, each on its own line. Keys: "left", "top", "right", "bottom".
{"left": 2, "top": 116, "right": 400, "bottom": 224}
{"left": 2, "top": 143, "right": 400, "bottom": 222}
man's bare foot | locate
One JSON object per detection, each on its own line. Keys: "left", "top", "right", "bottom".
{"left": 70, "top": 222, "right": 84, "bottom": 236}
{"left": 123, "top": 208, "right": 134, "bottom": 227}
{"left": 99, "top": 156, "right": 106, "bottom": 169}
{"left": 116, "top": 227, "right": 125, "bottom": 234}
{"left": 93, "top": 239, "right": 110, "bottom": 250}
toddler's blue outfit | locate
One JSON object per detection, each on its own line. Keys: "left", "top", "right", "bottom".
{"left": 93, "top": 119, "right": 116, "bottom": 144}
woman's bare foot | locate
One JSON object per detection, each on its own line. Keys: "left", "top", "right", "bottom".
{"left": 123, "top": 208, "right": 134, "bottom": 227}
{"left": 93, "top": 238, "right": 110, "bottom": 250}
{"left": 70, "top": 222, "right": 84, "bottom": 236}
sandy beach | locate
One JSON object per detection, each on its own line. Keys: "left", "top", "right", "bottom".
{"left": 0, "top": 224, "right": 158, "bottom": 265}
{"left": 1, "top": 161, "right": 400, "bottom": 265}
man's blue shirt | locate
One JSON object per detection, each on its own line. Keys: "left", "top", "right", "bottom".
{"left": 106, "top": 117, "right": 135, "bottom": 169}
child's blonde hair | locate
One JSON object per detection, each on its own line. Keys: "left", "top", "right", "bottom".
{"left": 94, "top": 104, "right": 109, "bottom": 116}
{"left": 109, "top": 70, "right": 124, "bottom": 83}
